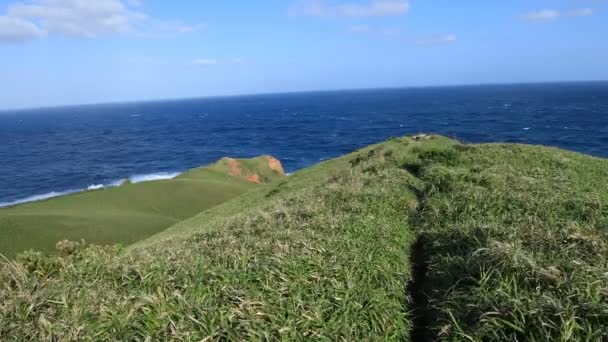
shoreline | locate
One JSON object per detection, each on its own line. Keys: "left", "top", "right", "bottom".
{"left": 0, "top": 171, "right": 181, "bottom": 209}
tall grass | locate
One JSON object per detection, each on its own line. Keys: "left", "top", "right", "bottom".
{"left": 1, "top": 138, "right": 419, "bottom": 340}
{"left": 1, "top": 135, "right": 607, "bottom": 340}
{"left": 405, "top": 142, "right": 608, "bottom": 340}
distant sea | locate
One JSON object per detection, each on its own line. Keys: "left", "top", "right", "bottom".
{"left": 1, "top": 82, "right": 607, "bottom": 207}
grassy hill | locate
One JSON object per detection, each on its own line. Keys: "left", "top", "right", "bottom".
{"left": 1, "top": 135, "right": 607, "bottom": 340}
{"left": 0, "top": 155, "right": 284, "bottom": 258}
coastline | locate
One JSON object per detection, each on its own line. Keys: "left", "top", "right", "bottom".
{"left": 0, "top": 171, "right": 181, "bottom": 208}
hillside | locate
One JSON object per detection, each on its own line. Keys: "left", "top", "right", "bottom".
{"left": 1, "top": 135, "right": 607, "bottom": 340}
{"left": 0, "top": 155, "right": 284, "bottom": 258}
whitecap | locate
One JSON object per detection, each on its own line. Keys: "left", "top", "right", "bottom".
{"left": 0, "top": 171, "right": 182, "bottom": 208}
{"left": 523, "top": 127, "right": 531, "bottom": 131}
{"left": 110, "top": 179, "right": 128, "bottom": 187}
{"left": 0, "top": 190, "right": 79, "bottom": 208}
{"left": 129, "top": 172, "right": 180, "bottom": 183}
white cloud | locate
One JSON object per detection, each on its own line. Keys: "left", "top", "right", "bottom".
{"left": 290, "top": 0, "right": 410, "bottom": 17}
{"left": 348, "top": 25, "right": 402, "bottom": 37}
{"left": 522, "top": 8, "right": 593, "bottom": 22}
{"left": 522, "top": 9, "right": 560, "bottom": 21}
{"left": 0, "top": 0, "right": 201, "bottom": 43}
{"left": 6, "top": 0, "right": 144, "bottom": 38}
{"left": 567, "top": 8, "right": 594, "bottom": 17}
{"left": 125, "top": 0, "right": 142, "bottom": 6}
{"left": 415, "top": 34, "right": 456, "bottom": 46}
{"left": 192, "top": 59, "right": 218, "bottom": 66}
{"left": 348, "top": 25, "right": 456, "bottom": 46}
{"left": 157, "top": 22, "right": 205, "bottom": 34}
{"left": 0, "top": 15, "right": 46, "bottom": 42}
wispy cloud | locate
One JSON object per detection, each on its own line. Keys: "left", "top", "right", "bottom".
{"left": 348, "top": 24, "right": 371, "bottom": 33}
{"left": 415, "top": 34, "right": 457, "bottom": 46}
{"left": 155, "top": 21, "right": 205, "bottom": 34}
{"left": 125, "top": 0, "right": 142, "bottom": 6}
{"left": 568, "top": 8, "right": 594, "bottom": 17}
{"left": 348, "top": 25, "right": 456, "bottom": 46}
{"left": 0, "top": 15, "right": 46, "bottom": 42}
{"left": 5, "top": 0, "right": 145, "bottom": 39}
{"left": 521, "top": 8, "right": 593, "bottom": 22}
{"left": 191, "top": 58, "right": 245, "bottom": 67}
{"left": 192, "top": 59, "right": 218, "bottom": 66}
{"left": 348, "top": 25, "right": 402, "bottom": 37}
{"left": 0, "top": 0, "right": 201, "bottom": 43}
{"left": 290, "top": 0, "right": 410, "bottom": 17}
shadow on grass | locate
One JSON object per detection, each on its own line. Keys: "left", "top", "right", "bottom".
{"left": 407, "top": 234, "right": 434, "bottom": 342}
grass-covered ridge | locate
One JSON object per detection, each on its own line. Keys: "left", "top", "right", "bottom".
{"left": 1, "top": 135, "right": 607, "bottom": 340}
{"left": 0, "top": 155, "right": 284, "bottom": 258}
{"left": 407, "top": 141, "right": 608, "bottom": 340}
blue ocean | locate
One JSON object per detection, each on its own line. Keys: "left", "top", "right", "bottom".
{"left": 1, "top": 82, "right": 607, "bottom": 207}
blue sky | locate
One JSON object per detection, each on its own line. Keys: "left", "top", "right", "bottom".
{"left": 0, "top": 0, "right": 606, "bottom": 109}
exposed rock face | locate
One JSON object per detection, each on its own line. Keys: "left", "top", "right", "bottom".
{"left": 226, "top": 158, "right": 242, "bottom": 177}
{"left": 218, "top": 155, "right": 285, "bottom": 184}
{"left": 265, "top": 156, "right": 285, "bottom": 176}
{"left": 247, "top": 174, "right": 263, "bottom": 184}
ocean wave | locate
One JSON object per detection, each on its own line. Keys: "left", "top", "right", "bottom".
{"left": 0, "top": 190, "right": 80, "bottom": 208}
{"left": 0, "top": 171, "right": 182, "bottom": 208}
{"left": 129, "top": 172, "right": 180, "bottom": 183}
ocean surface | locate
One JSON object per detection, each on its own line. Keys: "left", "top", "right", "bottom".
{"left": 1, "top": 82, "right": 607, "bottom": 207}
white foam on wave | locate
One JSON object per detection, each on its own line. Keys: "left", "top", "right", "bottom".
{"left": 129, "top": 172, "right": 180, "bottom": 183}
{"left": 0, "top": 190, "right": 80, "bottom": 208}
{"left": 0, "top": 171, "right": 182, "bottom": 208}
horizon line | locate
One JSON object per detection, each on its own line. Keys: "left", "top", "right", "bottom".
{"left": 1, "top": 79, "right": 607, "bottom": 113}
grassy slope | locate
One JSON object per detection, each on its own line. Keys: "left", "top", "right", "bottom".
{"left": 0, "top": 137, "right": 421, "bottom": 340}
{"left": 1, "top": 135, "right": 607, "bottom": 340}
{"left": 0, "top": 156, "right": 282, "bottom": 258}
{"left": 405, "top": 141, "right": 608, "bottom": 340}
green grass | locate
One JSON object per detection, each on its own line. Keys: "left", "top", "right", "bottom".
{"left": 1, "top": 135, "right": 607, "bottom": 340}
{"left": 0, "top": 156, "right": 283, "bottom": 258}
{"left": 404, "top": 141, "right": 608, "bottom": 340}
